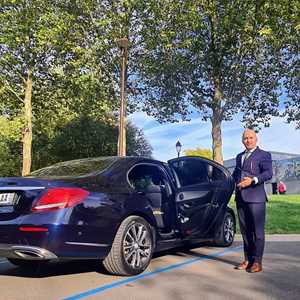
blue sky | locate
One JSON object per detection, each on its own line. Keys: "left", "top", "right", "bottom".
{"left": 129, "top": 112, "right": 300, "bottom": 162}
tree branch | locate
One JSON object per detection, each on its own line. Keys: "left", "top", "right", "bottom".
{"left": 0, "top": 77, "right": 24, "bottom": 103}
{"left": 0, "top": 57, "right": 26, "bottom": 84}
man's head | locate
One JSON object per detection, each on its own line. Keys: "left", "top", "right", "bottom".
{"left": 242, "top": 128, "right": 257, "bottom": 150}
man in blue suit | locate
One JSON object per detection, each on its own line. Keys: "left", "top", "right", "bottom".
{"left": 232, "top": 128, "right": 273, "bottom": 273}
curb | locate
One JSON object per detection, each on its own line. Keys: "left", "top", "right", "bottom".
{"left": 235, "top": 234, "right": 300, "bottom": 242}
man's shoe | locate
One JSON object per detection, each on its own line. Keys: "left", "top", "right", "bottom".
{"left": 247, "top": 262, "right": 262, "bottom": 273}
{"left": 234, "top": 261, "right": 250, "bottom": 270}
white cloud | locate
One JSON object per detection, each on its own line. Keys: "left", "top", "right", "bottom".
{"left": 259, "top": 117, "right": 300, "bottom": 154}
{"left": 129, "top": 112, "right": 300, "bottom": 162}
{"left": 128, "top": 111, "right": 156, "bottom": 129}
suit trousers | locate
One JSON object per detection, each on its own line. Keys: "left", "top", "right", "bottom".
{"left": 236, "top": 200, "right": 266, "bottom": 263}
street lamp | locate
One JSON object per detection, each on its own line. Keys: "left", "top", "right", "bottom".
{"left": 117, "top": 37, "right": 129, "bottom": 157}
{"left": 176, "top": 140, "right": 182, "bottom": 158}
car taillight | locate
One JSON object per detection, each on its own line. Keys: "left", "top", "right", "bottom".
{"left": 19, "top": 227, "right": 49, "bottom": 232}
{"left": 32, "top": 188, "right": 89, "bottom": 212}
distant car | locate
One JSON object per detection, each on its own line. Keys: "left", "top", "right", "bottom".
{"left": 0, "top": 156, "right": 235, "bottom": 275}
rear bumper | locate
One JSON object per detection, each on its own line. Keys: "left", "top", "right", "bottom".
{"left": 0, "top": 224, "right": 112, "bottom": 260}
{"left": 0, "top": 244, "right": 58, "bottom": 260}
{"left": 0, "top": 219, "right": 114, "bottom": 260}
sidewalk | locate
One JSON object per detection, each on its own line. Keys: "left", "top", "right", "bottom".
{"left": 235, "top": 234, "right": 300, "bottom": 241}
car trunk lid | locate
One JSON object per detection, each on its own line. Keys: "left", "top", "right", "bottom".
{"left": 0, "top": 177, "right": 68, "bottom": 220}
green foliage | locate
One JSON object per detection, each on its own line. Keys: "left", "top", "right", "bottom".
{"left": 31, "top": 117, "right": 152, "bottom": 171}
{"left": 184, "top": 147, "right": 212, "bottom": 159}
{"left": 128, "top": 0, "right": 298, "bottom": 161}
{"left": 0, "top": 1, "right": 154, "bottom": 176}
{"left": 246, "top": 0, "right": 300, "bottom": 129}
{"left": 0, "top": 116, "right": 23, "bottom": 176}
{"left": 0, "top": 1, "right": 122, "bottom": 173}
{"left": 1, "top": 1, "right": 296, "bottom": 173}
{"left": 126, "top": 122, "right": 153, "bottom": 157}
{"left": 230, "top": 194, "right": 300, "bottom": 233}
{"left": 0, "top": 141, "right": 22, "bottom": 177}
{"left": 0, "top": 116, "right": 23, "bottom": 141}
{"left": 34, "top": 116, "right": 118, "bottom": 168}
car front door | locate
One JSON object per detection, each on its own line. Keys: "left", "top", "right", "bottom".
{"left": 168, "top": 157, "right": 225, "bottom": 238}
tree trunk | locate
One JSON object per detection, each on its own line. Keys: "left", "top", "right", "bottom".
{"left": 211, "top": 78, "right": 224, "bottom": 165}
{"left": 22, "top": 71, "right": 33, "bottom": 176}
{"left": 211, "top": 109, "right": 223, "bottom": 164}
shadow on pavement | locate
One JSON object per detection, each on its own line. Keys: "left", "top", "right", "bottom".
{"left": 0, "top": 243, "right": 236, "bottom": 278}
{"left": 0, "top": 259, "right": 109, "bottom": 278}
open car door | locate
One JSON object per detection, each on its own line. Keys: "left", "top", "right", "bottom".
{"left": 168, "top": 156, "right": 234, "bottom": 239}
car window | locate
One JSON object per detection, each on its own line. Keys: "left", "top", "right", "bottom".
{"left": 128, "top": 164, "right": 165, "bottom": 191}
{"left": 170, "top": 159, "right": 209, "bottom": 187}
{"left": 29, "top": 157, "right": 119, "bottom": 177}
{"left": 210, "top": 165, "right": 227, "bottom": 181}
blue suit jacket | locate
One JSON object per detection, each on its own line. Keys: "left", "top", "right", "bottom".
{"left": 232, "top": 147, "right": 273, "bottom": 203}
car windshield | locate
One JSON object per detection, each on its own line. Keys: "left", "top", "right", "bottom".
{"left": 29, "top": 157, "right": 119, "bottom": 177}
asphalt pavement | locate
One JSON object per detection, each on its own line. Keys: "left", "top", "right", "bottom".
{"left": 0, "top": 235, "right": 299, "bottom": 300}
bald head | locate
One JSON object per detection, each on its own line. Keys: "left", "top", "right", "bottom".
{"left": 242, "top": 128, "right": 257, "bottom": 150}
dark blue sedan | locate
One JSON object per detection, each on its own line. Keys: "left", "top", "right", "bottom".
{"left": 0, "top": 156, "right": 235, "bottom": 275}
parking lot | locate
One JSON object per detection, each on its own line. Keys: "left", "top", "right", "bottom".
{"left": 0, "top": 235, "right": 299, "bottom": 300}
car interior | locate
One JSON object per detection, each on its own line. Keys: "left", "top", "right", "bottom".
{"left": 128, "top": 164, "right": 174, "bottom": 230}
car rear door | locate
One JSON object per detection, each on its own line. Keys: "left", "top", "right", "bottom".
{"left": 168, "top": 157, "right": 233, "bottom": 238}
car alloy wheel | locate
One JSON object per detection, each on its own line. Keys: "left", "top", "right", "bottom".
{"left": 123, "top": 221, "right": 152, "bottom": 269}
{"left": 223, "top": 214, "right": 235, "bottom": 245}
{"left": 214, "top": 211, "right": 235, "bottom": 247}
{"left": 103, "top": 216, "right": 154, "bottom": 275}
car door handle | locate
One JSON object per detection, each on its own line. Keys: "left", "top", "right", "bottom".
{"left": 183, "top": 202, "right": 192, "bottom": 208}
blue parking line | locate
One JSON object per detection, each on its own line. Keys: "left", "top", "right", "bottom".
{"left": 63, "top": 245, "right": 242, "bottom": 300}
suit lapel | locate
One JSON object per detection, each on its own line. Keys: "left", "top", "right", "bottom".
{"left": 238, "top": 152, "right": 243, "bottom": 168}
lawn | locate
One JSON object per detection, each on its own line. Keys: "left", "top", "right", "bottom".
{"left": 229, "top": 194, "right": 300, "bottom": 234}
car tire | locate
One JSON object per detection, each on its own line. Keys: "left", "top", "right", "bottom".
{"left": 7, "top": 258, "right": 46, "bottom": 269}
{"left": 103, "top": 216, "right": 154, "bottom": 276}
{"left": 214, "top": 211, "right": 235, "bottom": 247}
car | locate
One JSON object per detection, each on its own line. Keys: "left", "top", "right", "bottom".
{"left": 0, "top": 156, "right": 236, "bottom": 275}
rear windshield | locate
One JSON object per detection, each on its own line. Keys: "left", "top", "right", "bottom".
{"left": 29, "top": 157, "right": 119, "bottom": 177}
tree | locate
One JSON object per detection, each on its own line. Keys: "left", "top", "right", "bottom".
{"left": 0, "top": 0, "right": 78, "bottom": 175}
{"left": 126, "top": 122, "right": 153, "bottom": 157}
{"left": 0, "top": 1, "right": 120, "bottom": 174}
{"left": 184, "top": 147, "right": 212, "bottom": 159}
{"left": 274, "top": 1, "right": 300, "bottom": 129}
{"left": 239, "top": 1, "right": 299, "bottom": 129}
{"left": 31, "top": 117, "right": 152, "bottom": 171}
{"left": 0, "top": 116, "right": 23, "bottom": 176}
{"left": 130, "top": 0, "right": 294, "bottom": 164}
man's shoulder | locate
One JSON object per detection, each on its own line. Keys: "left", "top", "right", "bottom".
{"left": 236, "top": 151, "right": 244, "bottom": 158}
{"left": 256, "top": 147, "right": 271, "bottom": 155}
{"left": 255, "top": 147, "right": 272, "bottom": 159}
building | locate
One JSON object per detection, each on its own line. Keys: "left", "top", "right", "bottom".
{"left": 224, "top": 151, "right": 300, "bottom": 194}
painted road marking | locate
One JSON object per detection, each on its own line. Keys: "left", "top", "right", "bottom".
{"left": 63, "top": 246, "right": 242, "bottom": 300}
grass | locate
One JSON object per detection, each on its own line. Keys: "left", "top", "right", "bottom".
{"left": 229, "top": 194, "right": 300, "bottom": 234}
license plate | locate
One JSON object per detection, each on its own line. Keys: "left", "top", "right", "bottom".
{"left": 0, "top": 193, "right": 18, "bottom": 206}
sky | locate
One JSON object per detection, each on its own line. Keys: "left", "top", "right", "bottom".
{"left": 128, "top": 111, "right": 300, "bottom": 162}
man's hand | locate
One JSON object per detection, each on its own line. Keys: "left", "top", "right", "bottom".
{"left": 237, "top": 176, "right": 253, "bottom": 189}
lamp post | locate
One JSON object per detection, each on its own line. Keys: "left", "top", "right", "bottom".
{"left": 176, "top": 140, "right": 182, "bottom": 158}
{"left": 117, "top": 37, "right": 129, "bottom": 157}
